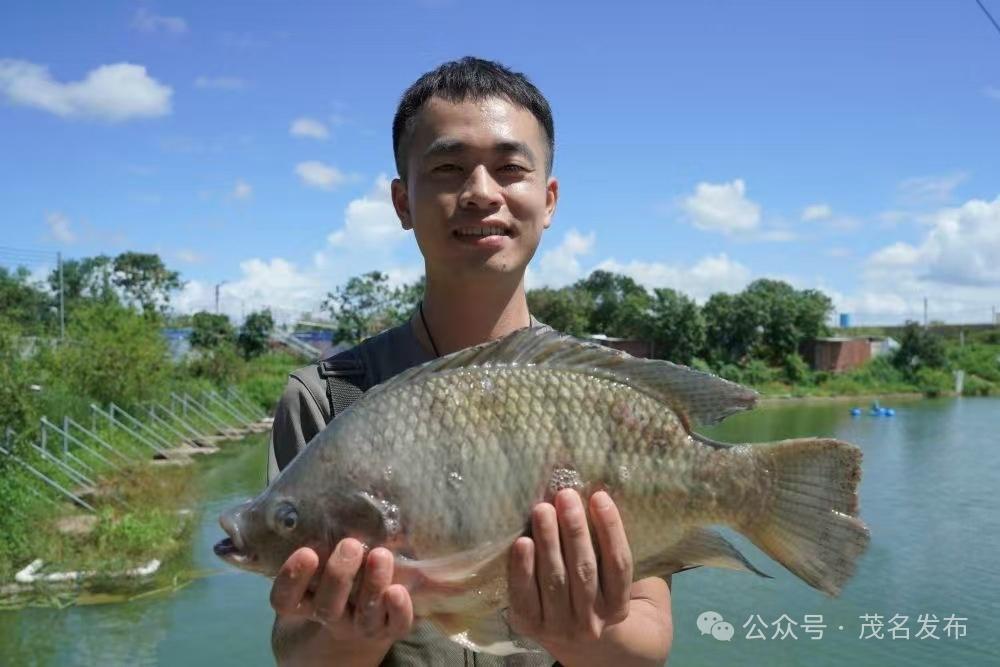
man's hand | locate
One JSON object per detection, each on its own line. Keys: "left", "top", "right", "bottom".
{"left": 507, "top": 489, "right": 672, "bottom": 667}
{"left": 270, "top": 539, "right": 414, "bottom": 666}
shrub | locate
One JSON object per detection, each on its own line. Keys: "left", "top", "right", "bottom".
{"left": 53, "top": 301, "right": 170, "bottom": 409}
{"left": 184, "top": 345, "right": 246, "bottom": 385}
{"left": 0, "top": 322, "right": 41, "bottom": 436}
{"left": 914, "top": 367, "right": 953, "bottom": 397}
{"left": 962, "top": 374, "right": 995, "bottom": 396}
{"left": 782, "top": 352, "right": 811, "bottom": 384}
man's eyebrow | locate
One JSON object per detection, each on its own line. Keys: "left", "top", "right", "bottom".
{"left": 422, "top": 138, "right": 536, "bottom": 164}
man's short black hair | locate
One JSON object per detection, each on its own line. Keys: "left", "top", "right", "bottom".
{"left": 392, "top": 57, "right": 555, "bottom": 180}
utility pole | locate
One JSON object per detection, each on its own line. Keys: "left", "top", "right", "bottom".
{"left": 214, "top": 281, "right": 227, "bottom": 314}
{"left": 923, "top": 297, "right": 928, "bottom": 328}
{"left": 57, "top": 251, "right": 65, "bottom": 339}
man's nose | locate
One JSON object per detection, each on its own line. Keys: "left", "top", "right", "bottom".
{"left": 458, "top": 165, "right": 502, "bottom": 209}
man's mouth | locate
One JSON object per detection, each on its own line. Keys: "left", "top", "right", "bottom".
{"left": 452, "top": 224, "right": 513, "bottom": 243}
{"left": 452, "top": 223, "right": 514, "bottom": 239}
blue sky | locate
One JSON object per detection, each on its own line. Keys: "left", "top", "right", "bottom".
{"left": 1, "top": 0, "right": 999, "bottom": 324}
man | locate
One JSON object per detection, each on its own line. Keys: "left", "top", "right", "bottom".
{"left": 266, "top": 57, "right": 673, "bottom": 666}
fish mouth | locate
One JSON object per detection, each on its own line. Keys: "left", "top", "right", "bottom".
{"left": 215, "top": 508, "right": 256, "bottom": 567}
{"left": 212, "top": 537, "right": 257, "bottom": 566}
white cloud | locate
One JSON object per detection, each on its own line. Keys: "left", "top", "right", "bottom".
{"left": 595, "top": 253, "right": 752, "bottom": 302}
{"left": 897, "top": 172, "right": 967, "bottom": 206}
{"left": 290, "top": 117, "right": 330, "bottom": 140}
{"left": 0, "top": 59, "right": 172, "bottom": 122}
{"left": 327, "top": 175, "right": 408, "bottom": 248}
{"left": 869, "top": 241, "right": 921, "bottom": 267}
{"left": 194, "top": 76, "right": 247, "bottom": 91}
{"left": 680, "top": 179, "right": 761, "bottom": 234}
{"left": 176, "top": 249, "right": 203, "bottom": 264}
{"left": 844, "top": 194, "right": 1000, "bottom": 323}
{"left": 801, "top": 203, "right": 832, "bottom": 221}
{"left": 132, "top": 8, "right": 188, "bottom": 34}
{"left": 868, "top": 196, "right": 1000, "bottom": 286}
{"left": 232, "top": 180, "right": 253, "bottom": 200}
{"left": 175, "top": 259, "right": 322, "bottom": 322}
{"left": 295, "top": 160, "right": 346, "bottom": 190}
{"left": 527, "top": 229, "right": 596, "bottom": 288}
{"left": 45, "top": 212, "right": 75, "bottom": 243}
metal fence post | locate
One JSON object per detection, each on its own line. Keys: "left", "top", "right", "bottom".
{"left": 42, "top": 416, "right": 122, "bottom": 470}
{"left": 89, "top": 404, "right": 168, "bottom": 458}
{"left": 171, "top": 392, "right": 230, "bottom": 433}
{"left": 153, "top": 401, "right": 209, "bottom": 442}
{"left": 65, "top": 416, "right": 136, "bottom": 463}
{"left": 110, "top": 403, "right": 176, "bottom": 450}
{"left": 205, "top": 390, "right": 254, "bottom": 425}
{"left": 0, "top": 443, "right": 96, "bottom": 512}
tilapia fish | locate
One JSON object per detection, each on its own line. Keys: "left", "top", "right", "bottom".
{"left": 215, "top": 328, "right": 870, "bottom": 654}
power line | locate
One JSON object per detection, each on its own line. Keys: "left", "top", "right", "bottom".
{"left": 975, "top": 0, "right": 1000, "bottom": 38}
{"left": 0, "top": 244, "right": 56, "bottom": 258}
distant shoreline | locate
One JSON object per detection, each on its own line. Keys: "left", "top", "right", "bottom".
{"left": 759, "top": 391, "right": 929, "bottom": 406}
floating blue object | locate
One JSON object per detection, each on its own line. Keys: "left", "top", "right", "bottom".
{"left": 884, "top": 408, "right": 895, "bottom": 417}
{"left": 850, "top": 407, "right": 862, "bottom": 416}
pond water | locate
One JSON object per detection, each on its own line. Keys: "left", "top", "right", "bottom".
{"left": 1, "top": 397, "right": 998, "bottom": 666}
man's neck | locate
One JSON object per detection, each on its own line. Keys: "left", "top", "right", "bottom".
{"left": 412, "top": 271, "right": 530, "bottom": 356}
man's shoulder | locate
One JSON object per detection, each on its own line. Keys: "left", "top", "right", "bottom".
{"left": 283, "top": 324, "right": 405, "bottom": 409}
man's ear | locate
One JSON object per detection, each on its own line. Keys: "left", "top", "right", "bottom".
{"left": 543, "top": 176, "right": 559, "bottom": 230}
{"left": 391, "top": 178, "right": 412, "bottom": 230}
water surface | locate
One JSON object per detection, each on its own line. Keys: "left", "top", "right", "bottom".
{"left": 1, "top": 398, "right": 998, "bottom": 665}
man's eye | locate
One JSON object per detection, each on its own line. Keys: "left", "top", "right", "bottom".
{"left": 433, "top": 164, "right": 461, "bottom": 173}
{"left": 499, "top": 164, "right": 527, "bottom": 173}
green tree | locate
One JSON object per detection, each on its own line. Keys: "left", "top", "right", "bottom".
{"left": 0, "top": 266, "right": 54, "bottom": 332}
{"left": 742, "top": 279, "right": 801, "bottom": 364}
{"left": 237, "top": 309, "right": 275, "bottom": 360}
{"left": 323, "top": 271, "right": 413, "bottom": 345}
{"left": 111, "top": 252, "right": 182, "bottom": 315}
{"left": 893, "top": 321, "right": 947, "bottom": 376}
{"left": 190, "top": 311, "right": 235, "bottom": 349}
{"left": 50, "top": 255, "right": 117, "bottom": 311}
{"left": 0, "top": 323, "right": 40, "bottom": 436}
{"left": 395, "top": 275, "right": 426, "bottom": 315}
{"left": 527, "top": 286, "right": 593, "bottom": 336}
{"left": 646, "top": 287, "right": 705, "bottom": 364}
{"left": 54, "top": 301, "right": 170, "bottom": 407}
{"left": 574, "top": 270, "right": 652, "bottom": 338}
{"left": 703, "top": 292, "right": 759, "bottom": 365}
{"left": 704, "top": 280, "right": 833, "bottom": 366}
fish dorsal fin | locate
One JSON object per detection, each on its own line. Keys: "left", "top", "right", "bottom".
{"left": 366, "top": 327, "right": 758, "bottom": 427}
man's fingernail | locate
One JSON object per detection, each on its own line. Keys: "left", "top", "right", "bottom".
{"left": 593, "top": 491, "right": 612, "bottom": 510}
{"left": 338, "top": 541, "right": 360, "bottom": 560}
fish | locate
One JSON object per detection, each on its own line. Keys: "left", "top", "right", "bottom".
{"left": 215, "top": 327, "right": 870, "bottom": 654}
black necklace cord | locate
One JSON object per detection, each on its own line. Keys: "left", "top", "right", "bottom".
{"left": 418, "top": 301, "right": 441, "bottom": 358}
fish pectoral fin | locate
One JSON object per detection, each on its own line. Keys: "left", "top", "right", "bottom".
{"left": 433, "top": 611, "right": 544, "bottom": 657}
{"left": 397, "top": 529, "right": 522, "bottom": 590}
{"left": 640, "top": 527, "right": 770, "bottom": 578}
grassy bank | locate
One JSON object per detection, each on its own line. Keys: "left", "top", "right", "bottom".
{"left": 719, "top": 328, "right": 1000, "bottom": 399}
{"left": 0, "top": 306, "right": 299, "bottom": 589}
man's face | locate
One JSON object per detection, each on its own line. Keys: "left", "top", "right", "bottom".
{"left": 391, "top": 96, "right": 557, "bottom": 281}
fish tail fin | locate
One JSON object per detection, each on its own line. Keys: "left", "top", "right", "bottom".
{"left": 744, "top": 437, "right": 870, "bottom": 596}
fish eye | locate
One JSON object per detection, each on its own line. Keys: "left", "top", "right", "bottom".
{"left": 274, "top": 503, "right": 298, "bottom": 533}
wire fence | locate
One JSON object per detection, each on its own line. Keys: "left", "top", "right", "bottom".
{"left": 1, "top": 388, "right": 270, "bottom": 515}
